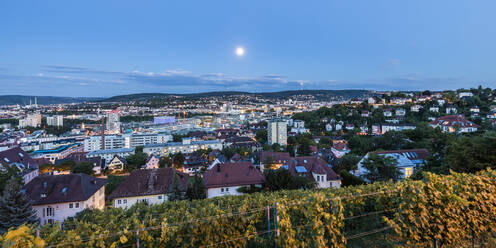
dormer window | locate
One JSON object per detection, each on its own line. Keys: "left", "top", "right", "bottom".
{"left": 18, "top": 153, "right": 23, "bottom": 157}
{"left": 3, "top": 158, "right": 9, "bottom": 163}
{"left": 40, "top": 193, "right": 47, "bottom": 198}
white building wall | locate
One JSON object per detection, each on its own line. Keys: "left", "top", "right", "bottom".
{"left": 207, "top": 186, "right": 244, "bottom": 198}
{"left": 113, "top": 194, "right": 169, "bottom": 208}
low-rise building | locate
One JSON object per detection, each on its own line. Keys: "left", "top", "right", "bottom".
{"left": 86, "top": 148, "right": 135, "bottom": 163}
{"left": 109, "top": 168, "right": 188, "bottom": 208}
{"left": 429, "top": 115, "right": 479, "bottom": 133}
{"left": 0, "top": 146, "right": 39, "bottom": 184}
{"left": 24, "top": 174, "right": 106, "bottom": 225}
{"left": 143, "top": 139, "right": 222, "bottom": 156}
{"left": 203, "top": 162, "right": 264, "bottom": 198}
{"left": 353, "top": 149, "right": 429, "bottom": 181}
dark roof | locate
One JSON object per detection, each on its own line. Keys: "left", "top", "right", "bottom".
{"left": 54, "top": 152, "right": 102, "bottom": 167}
{"left": 108, "top": 168, "right": 188, "bottom": 199}
{"left": 203, "top": 162, "right": 264, "bottom": 188}
{"left": 0, "top": 146, "right": 38, "bottom": 169}
{"left": 24, "top": 174, "right": 106, "bottom": 205}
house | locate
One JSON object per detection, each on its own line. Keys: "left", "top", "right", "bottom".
{"left": 371, "top": 124, "right": 381, "bottom": 135}
{"left": 410, "top": 105, "right": 422, "bottom": 112}
{"left": 331, "top": 142, "right": 350, "bottom": 158}
{"left": 144, "top": 154, "right": 159, "bottom": 169}
{"left": 53, "top": 152, "right": 103, "bottom": 175}
{"left": 182, "top": 152, "right": 209, "bottom": 175}
{"left": 430, "top": 115, "right": 479, "bottom": 133}
{"left": 437, "top": 99, "right": 446, "bottom": 106}
{"left": 353, "top": 149, "right": 429, "bottom": 181}
{"left": 24, "top": 174, "right": 106, "bottom": 225}
{"left": 395, "top": 108, "right": 406, "bottom": 116}
{"left": 429, "top": 106, "right": 440, "bottom": 113}
{"left": 108, "top": 168, "right": 188, "bottom": 208}
{"left": 361, "top": 110, "right": 370, "bottom": 118}
{"left": 470, "top": 106, "right": 480, "bottom": 113}
{"left": 288, "top": 156, "right": 341, "bottom": 188}
{"left": 0, "top": 146, "right": 39, "bottom": 184}
{"left": 325, "top": 124, "right": 333, "bottom": 132}
{"left": 350, "top": 98, "right": 361, "bottom": 105}
{"left": 383, "top": 108, "right": 393, "bottom": 117}
{"left": 345, "top": 124, "right": 355, "bottom": 130}
{"left": 446, "top": 105, "right": 458, "bottom": 114}
{"left": 203, "top": 162, "right": 264, "bottom": 198}
{"left": 107, "top": 155, "right": 127, "bottom": 173}
{"left": 381, "top": 124, "right": 416, "bottom": 133}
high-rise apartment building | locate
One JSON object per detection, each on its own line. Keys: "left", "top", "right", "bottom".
{"left": 106, "top": 111, "right": 121, "bottom": 134}
{"left": 267, "top": 119, "right": 287, "bottom": 146}
{"left": 46, "top": 115, "right": 64, "bottom": 127}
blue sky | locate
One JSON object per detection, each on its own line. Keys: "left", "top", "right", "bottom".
{"left": 1, "top": 0, "right": 496, "bottom": 97}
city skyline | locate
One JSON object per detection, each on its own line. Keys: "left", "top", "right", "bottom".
{"left": 2, "top": 0, "right": 496, "bottom": 96}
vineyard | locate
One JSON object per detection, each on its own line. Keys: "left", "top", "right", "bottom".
{"left": 2, "top": 169, "right": 496, "bottom": 247}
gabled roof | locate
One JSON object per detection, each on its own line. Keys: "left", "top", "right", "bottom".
{"left": 0, "top": 146, "right": 38, "bottom": 169}
{"left": 108, "top": 168, "right": 188, "bottom": 199}
{"left": 24, "top": 174, "right": 106, "bottom": 205}
{"left": 203, "top": 162, "right": 264, "bottom": 188}
{"left": 429, "top": 115, "right": 480, "bottom": 128}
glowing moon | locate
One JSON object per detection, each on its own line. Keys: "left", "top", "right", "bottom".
{"left": 235, "top": 46, "right": 245, "bottom": 56}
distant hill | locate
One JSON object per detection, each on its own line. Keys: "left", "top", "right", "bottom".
{"left": 102, "top": 90, "right": 375, "bottom": 102}
{"left": 0, "top": 95, "right": 102, "bottom": 105}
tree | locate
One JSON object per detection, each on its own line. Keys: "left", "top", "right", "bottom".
{"left": 298, "top": 138, "right": 312, "bottom": 156}
{"left": 338, "top": 170, "right": 365, "bottom": 187}
{"left": 263, "top": 156, "right": 277, "bottom": 170}
{"left": 0, "top": 166, "right": 21, "bottom": 195}
{"left": 255, "top": 130, "right": 267, "bottom": 144}
{"left": 125, "top": 152, "right": 148, "bottom": 172}
{"left": 186, "top": 174, "right": 206, "bottom": 200}
{"left": 263, "top": 169, "right": 315, "bottom": 191}
{"left": 334, "top": 153, "right": 361, "bottom": 173}
{"left": 71, "top": 162, "right": 94, "bottom": 175}
{"left": 55, "top": 160, "right": 75, "bottom": 172}
{"left": 0, "top": 178, "right": 38, "bottom": 234}
{"left": 172, "top": 152, "right": 185, "bottom": 169}
{"left": 361, "top": 153, "right": 401, "bottom": 182}
{"left": 271, "top": 143, "right": 281, "bottom": 152}
{"left": 1, "top": 225, "right": 45, "bottom": 247}
{"left": 169, "top": 173, "right": 184, "bottom": 201}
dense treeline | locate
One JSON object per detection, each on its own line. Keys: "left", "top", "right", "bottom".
{"left": 2, "top": 169, "right": 495, "bottom": 247}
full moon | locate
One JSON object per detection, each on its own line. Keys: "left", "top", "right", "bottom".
{"left": 235, "top": 46, "right": 245, "bottom": 56}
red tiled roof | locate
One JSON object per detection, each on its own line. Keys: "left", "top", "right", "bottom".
{"left": 429, "top": 115, "right": 480, "bottom": 128}
{"left": 203, "top": 162, "right": 264, "bottom": 188}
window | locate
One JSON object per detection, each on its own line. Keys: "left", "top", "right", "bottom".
{"left": 117, "top": 200, "right": 122, "bottom": 204}
{"left": 404, "top": 168, "right": 413, "bottom": 178}
{"left": 69, "top": 203, "right": 73, "bottom": 208}
{"left": 123, "top": 199, "right": 127, "bottom": 204}
{"left": 40, "top": 193, "right": 47, "bottom": 198}
{"left": 225, "top": 188, "right": 229, "bottom": 192}
{"left": 316, "top": 175, "right": 320, "bottom": 182}
{"left": 221, "top": 188, "right": 224, "bottom": 192}
{"left": 158, "top": 195, "right": 162, "bottom": 200}
{"left": 75, "top": 203, "right": 79, "bottom": 208}
{"left": 46, "top": 207, "right": 54, "bottom": 217}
